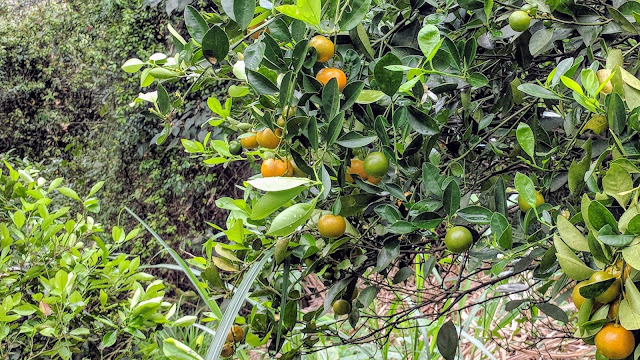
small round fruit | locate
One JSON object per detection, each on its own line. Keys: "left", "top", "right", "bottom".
{"left": 363, "top": 152, "right": 390, "bottom": 178}
{"left": 256, "top": 128, "right": 282, "bottom": 149}
{"left": 590, "top": 271, "right": 621, "bottom": 304}
{"left": 509, "top": 10, "right": 531, "bottom": 32}
{"left": 309, "top": 35, "right": 335, "bottom": 63}
{"left": 318, "top": 214, "right": 346, "bottom": 238}
{"left": 597, "top": 69, "right": 613, "bottom": 95}
{"left": 332, "top": 299, "right": 351, "bottom": 316}
{"left": 444, "top": 226, "right": 473, "bottom": 253}
{"left": 518, "top": 191, "right": 544, "bottom": 212}
{"left": 261, "top": 158, "right": 293, "bottom": 177}
{"left": 595, "top": 323, "right": 635, "bottom": 360}
{"left": 226, "top": 325, "right": 245, "bottom": 343}
{"left": 316, "top": 68, "right": 347, "bottom": 92}
{"left": 572, "top": 280, "right": 590, "bottom": 310}
{"left": 240, "top": 132, "right": 258, "bottom": 149}
{"left": 347, "top": 159, "right": 368, "bottom": 180}
{"left": 608, "top": 298, "right": 620, "bottom": 319}
{"left": 220, "top": 343, "right": 234, "bottom": 358}
{"left": 229, "top": 141, "right": 242, "bottom": 155}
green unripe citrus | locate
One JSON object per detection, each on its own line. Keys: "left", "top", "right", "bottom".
{"left": 332, "top": 299, "right": 351, "bottom": 316}
{"left": 518, "top": 191, "right": 544, "bottom": 212}
{"left": 363, "top": 152, "right": 389, "bottom": 178}
{"left": 509, "top": 10, "right": 531, "bottom": 32}
{"left": 444, "top": 226, "right": 473, "bottom": 253}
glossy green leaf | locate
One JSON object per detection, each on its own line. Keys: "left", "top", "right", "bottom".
{"left": 516, "top": 123, "right": 535, "bottom": 160}
{"left": 202, "top": 26, "right": 229, "bottom": 64}
{"left": 375, "top": 53, "right": 403, "bottom": 96}
{"left": 184, "top": 6, "right": 208, "bottom": 43}
{"left": 456, "top": 206, "right": 493, "bottom": 224}
{"left": 266, "top": 202, "right": 315, "bottom": 236}
{"left": 417, "top": 25, "right": 441, "bottom": 61}
{"left": 556, "top": 216, "right": 590, "bottom": 252}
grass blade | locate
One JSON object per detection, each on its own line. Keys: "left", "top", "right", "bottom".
{"left": 204, "top": 249, "right": 273, "bottom": 360}
{"left": 125, "top": 207, "right": 222, "bottom": 319}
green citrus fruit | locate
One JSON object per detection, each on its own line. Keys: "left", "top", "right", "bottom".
{"left": 229, "top": 140, "right": 242, "bottom": 155}
{"left": 509, "top": 10, "right": 531, "bottom": 32}
{"left": 363, "top": 152, "right": 389, "bottom": 178}
{"left": 444, "top": 226, "right": 473, "bottom": 253}
{"left": 518, "top": 191, "right": 544, "bottom": 212}
{"left": 590, "top": 271, "right": 621, "bottom": 304}
{"left": 332, "top": 299, "right": 351, "bottom": 316}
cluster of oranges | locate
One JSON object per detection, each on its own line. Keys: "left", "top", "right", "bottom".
{"left": 572, "top": 260, "right": 635, "bottom": 359}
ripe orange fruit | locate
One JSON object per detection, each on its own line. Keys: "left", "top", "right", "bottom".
{"left": 347, "top": 159, "right": 367, "bottom": 179}
{"left": 240, "top": 132, "right": 258, "bottom": 149}
{"left": 444, "top": 226, "right": 473, "bottom": 253}
{"left": 572, "top": 280, "right": 590, "bottom": 310}
{"left": 256, "top": 128, "right": 282, "bottom": 149}
{"left": 220, "top": 343, "right": 234, "bottom": 358}
{"left": 595, "top": 323, "right": 635, "bottom": 359}
{"left": 332, "top": 299, "right": 351, "bottom": 316}
{"left": 318, "top": 214, "right": 346, "bottom": 238}
{"left": 226, "top": 325, "right": 244, "bottom": 343}
{"left": 261, "top": 158, "right": 293, "bottom": 177}
{"left": 309, "top": 35, "right": 335, "bottom": 63}
{"left": 367, "top": 176, "right": 382, "bottom": 185}
{"left": 509, "top": 10, "right": 531, "bottom": 32}
{"left": 590, "top": 271, "right": 621, "bottom": 304}
{"left": 316, "top": 68, "right": 347, "bottom": 92}
{"left": 518, "top": 191, "right": 544, "bottom": 212}
{"left": 363, "top": 152, "right": 389, "bottom": 178}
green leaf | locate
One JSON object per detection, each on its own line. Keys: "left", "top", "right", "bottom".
{"left": 338, "top": 0, "right": 371, "bottom": 31}
{"left": 417, "top": 25, "right": 441, "bottom": 62}
{"left": 407, "top": 107, "right": 439, "bottom": 135}
{"left": 126, "top": 208, "right": 223, "bottom": 319}
{"left": 202, "top": 26, "right": 229, "bottom": 64}
{"left": 327, "top": 111, "right": 344, "bottom": 145}
{"left": 603, "top": 164, "right": 633, "bottom": 208}
{"left": 588, "top": 201, "right": 618, "bottom": 232}
{"left": 336, "top": 132, "right": 378, "bottom": 148}
{"left": 622, "top": 242, "right": 640, "bottom": 270}
{"left": 517, "top": 83, "right": 563, "bottom": 100}
{"left": 322, "top": 78, "right": 340, "bottom": 121}
{"left": 204, "top": 251, "right": 273, "bottom": 360}
{"left": 556, "top": 216, "right": 590, "bottom": 252}
{"left": 251, "top": 187, "right": 306, "bottom": 220}
{"left": 322, "top": 279, "right": 350, "bottom": 314}
{"left": 529, "top": 28, "right": 554, "bottom": 57}
{"left": 276, "top": 0, "right": 321, "bottom": 26}
{"left": 266, "top": 202, "right": 316, "bottom": 236}
{"left": 247, "top": 177, "right": 311, "bottom": 192}
{"left": 443, "top": 181, "right": 460, "bottom": 216}
{"left": 57, "top": 187, "right": 81, "bottom": 201}
{"left": 619, "top": 298, "right": 640, "bottom": 330}
{"left": 247, "top": 70, "right": 279, "bottom": 95}
{"left": 374, "top": 53, "right": 403, "bottom": 96}
{"left": 233, "top": 0, "right": 255, "bottom": 30}
{"left": 184, "top": 6, "right": 208, "bottom": 43}
{"left": 373, "top": 239, "right": 400, "bottom": 272}
{"left": 149, "top": 68, "right": 178, "bottom": 79}
{"left": 579, "top": 278, "right": 616, "bottom": 299}
{"left": 164, "top": 338, "right": 204, "bottom": 360}
{"left": 102, "top": 331, "right": 117, "bottom": 348}
{"left": 122, "top": 58, "right": 145, "bottom": 73}
{"left": 516, "top": 123, "right": 535, "bottom": 160}
{"left": 468, "top": 72, "right": 488, "bottom": 88}
{"left": 514, "top": 173, "right": 536, "bottom": 209}
{"left": 355, "top": 90, "right": 386, "bottom": 104}
{"left": 537, "top": 303, "right": 569, "bottom": 323}
{"left": 491, "top": 212, "right": 512, "bottom": 249}
{"left": 456, "top": 206, "right": 493, "bottom": 225}
{"left": 608, "top": 93, "right": 626, "bottom": 134}
{"left": 436, "top": 320, "right": 458, "bottom": 360}
{"left": 625, "top": 277, "right": 640, "bottom": 315}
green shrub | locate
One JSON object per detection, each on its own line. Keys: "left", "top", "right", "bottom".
{"left": 0, "top": 161, "right": 196, "bottom": 359}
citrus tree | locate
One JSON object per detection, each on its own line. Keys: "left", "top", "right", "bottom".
{"left": 123, "top": 0, "right": 640, "bottom": 358}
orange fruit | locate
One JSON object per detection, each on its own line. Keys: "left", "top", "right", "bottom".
{"left": 261, "top": 158, "right": 293, "bottom": 177}
{"left": 318, "top": 214, "right": 346, "bottom": 238}
{"left": 597, "top": 69, "right": 613, "bottom": 95}
{"left": 226, "top": 325, "right": 244, "bottom": 343}
{"left": 256, "top": 128, "right": 282, "bottom": 149}
{"left": 316, "top": 68, "right": 347, "bottom": 92}
{"left": 444, "top": 226, "right": 473, "bottom": 253}
{"left": 595, "top": 323, "right": 635, "bottom": 359}
{"left": 608, "top": 298, "right": 620, "bottom": 319}
{"left": 332, "top": 299, "right": 351, "bottom": 315}
{"left": 607, "top": 259, "right": 632, "bottom": 283}
{"left": 518, "top": 191, "right": 544, "bottom": 212}
{"left": 367, "top": 176, "right": 382, "bottom": 185}
{"left": 572, "top": 280, "right": 590, "bottom": 310}
{"left": 590, "top": 271, "right": 621, "bottom": 304}
{"left": 363, "top": 152, "right": 389, "bottom": 178}
{"left": 347, "top": 159, "right": 367, "bottom": 180}
{"left": 240, "top": 132, "right": 258, "bottom": 149}
{"left": 309, "top": 35, "right": 335, "bottom": 63}
{"left": 220, "top": 343, "right": 234, "bottom": 358}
